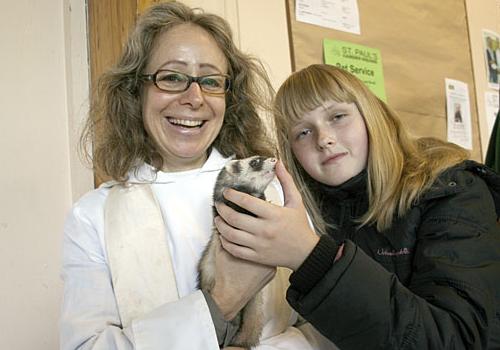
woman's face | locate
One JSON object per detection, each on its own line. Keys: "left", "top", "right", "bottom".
{"left": 290, "top": 101, "right": 368, "bottom": 186}
{"left": 142, "top": 24, "right": 228, "bottom": 171}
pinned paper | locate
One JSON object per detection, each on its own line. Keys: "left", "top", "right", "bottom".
{"left": 446, "top": 78, "right": 472, "bottom": 150}
{"left": 296, "top": 0, "right": 360, "bottom": 35}
{"left": 324, "top": 39, "right": 386, "bottom": 101}
{"left": 485, "top": 91, "right": 499, "bottom": 137}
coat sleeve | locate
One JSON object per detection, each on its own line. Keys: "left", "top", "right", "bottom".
{"left": 287, "top": 173, "right": 500, "bottom": 350}
{"left": 60, "top": 194, "right": 219, "bottom": 350}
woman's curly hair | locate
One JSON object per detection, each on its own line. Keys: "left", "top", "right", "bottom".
{"left": 81, "top": 2, "right": 275, "bottom": 181}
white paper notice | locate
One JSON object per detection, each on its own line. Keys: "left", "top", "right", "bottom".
{"left": 295, "top": 0, "right": 360, "bottom": 35}
{"left": 445, "top": 78, "right": 473, "bottom": 150}
{"left": 485, "top": 91, "right": 499, "bottom": 138}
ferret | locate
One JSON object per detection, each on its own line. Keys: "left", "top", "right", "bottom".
{"left": 198, "top": 156, "right": 277, "bottom": 348}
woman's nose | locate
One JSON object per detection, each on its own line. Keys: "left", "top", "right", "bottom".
{"left": 179, "top": 82, "right": 204, "bottom": 108}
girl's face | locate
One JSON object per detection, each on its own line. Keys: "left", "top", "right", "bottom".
{"left": 142, "top": 24, "right": 228, "bottom": 172}
{"left": 290, "top": 101, "right": 369, "bottom": 186}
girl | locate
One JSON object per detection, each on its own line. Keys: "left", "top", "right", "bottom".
{"left": 215, "top": 64, "right": 500, "bottom": 349}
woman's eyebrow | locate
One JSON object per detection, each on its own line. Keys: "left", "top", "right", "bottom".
{"left": 157, "top": 60, "right": 224, "bottom": 73}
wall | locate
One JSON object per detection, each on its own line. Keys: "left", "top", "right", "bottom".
{"left": 236, "top": 0, "right": 292, "bottom": 91}
{"left": 64, "top": 0, "right": 95, "bottom": 200}
{"left": 0, "top": 0, "right": 92, "bottom": 349}
{"left": 465, "top": 0, "right": 500, "bottom": 159}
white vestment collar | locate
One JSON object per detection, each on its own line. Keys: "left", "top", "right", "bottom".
{"left": 102, "top": 148, "right": 231, "bottom": 187}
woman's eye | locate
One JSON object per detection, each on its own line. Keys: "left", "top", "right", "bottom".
{"left": 161, "top": 73, "right": 185, "bottom": 82}
{"left": 200, "top": 77, "right": 222, "bottom": 88}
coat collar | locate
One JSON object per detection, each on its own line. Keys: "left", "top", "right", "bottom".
{"left": 312, "top": 170, "right": 368, "bottom": 201}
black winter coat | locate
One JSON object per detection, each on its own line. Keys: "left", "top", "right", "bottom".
{"left": 287, "top": 161, "right": 500, "bottom": 349}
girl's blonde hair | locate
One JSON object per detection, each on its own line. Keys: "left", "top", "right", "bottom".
{"left": 81, "top": 2, "right": 275, "bottom": 181}
{"left": 274, "top": 64, "right": 468, "bottom": 233}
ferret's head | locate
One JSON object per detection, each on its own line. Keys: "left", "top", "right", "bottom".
{"left": 214, "top": 156, "right": 277, "bottom": 202}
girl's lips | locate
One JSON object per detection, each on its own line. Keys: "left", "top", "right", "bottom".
{"left": 322, "top": 152, "right": 347, "bottom": 165}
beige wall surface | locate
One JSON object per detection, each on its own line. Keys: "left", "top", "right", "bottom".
{"left": 0, "top": 0, "right": 69, "bottom": 348}
{"left": 0, "top": 0, "right": 91, "bottom": 349}
{"left": 465, "top": 0, "right": 500, "bottom": 159}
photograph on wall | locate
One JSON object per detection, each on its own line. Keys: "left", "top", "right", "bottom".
{"left": 483, "top": 29, "right": 500, "bottom": 90}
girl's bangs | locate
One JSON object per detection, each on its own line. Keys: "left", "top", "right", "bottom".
{"left": 277, "top": 67, "right": 354, "bottom": 124}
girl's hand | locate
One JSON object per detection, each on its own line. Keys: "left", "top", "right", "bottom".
{"left": 215, "top": 161, "right": 319, "bottom": 271}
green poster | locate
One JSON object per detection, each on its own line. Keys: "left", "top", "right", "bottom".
{"left": 323, "top": 39, "right": 386, "bottom": 101}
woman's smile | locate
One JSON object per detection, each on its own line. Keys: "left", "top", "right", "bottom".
{"left": 167, "top": 117, "right": 205, "bottom": 128}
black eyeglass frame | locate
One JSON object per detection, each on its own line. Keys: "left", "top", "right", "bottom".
{"left": 141, "top": 69, "right": 231, "bottom": 95}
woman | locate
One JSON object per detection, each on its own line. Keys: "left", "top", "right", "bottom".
{"left": 60, "top": 3, "right": 316, "bottom": 349}
{"left": 216, "top": 64, "right": 500, "bottom": 349}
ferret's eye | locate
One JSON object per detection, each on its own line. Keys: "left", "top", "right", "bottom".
{"left": 248, "top": 157, "right": 264, "bottom": 171}
{"left": 249, "top": 158, "right": 262, "bottom": 169}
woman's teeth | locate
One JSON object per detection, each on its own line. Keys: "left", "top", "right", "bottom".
{"left": 168, "top": 118, "right": 203, "bottom": 128}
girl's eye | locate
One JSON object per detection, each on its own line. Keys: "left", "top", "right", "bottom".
{"left": 330, "top": 113, "right": 347, "bottom": 121}
{"left": 296, "top": 129, "right": 311, "bottom": 139}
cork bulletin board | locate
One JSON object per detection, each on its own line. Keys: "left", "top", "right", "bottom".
{"left": 286, "top": 0, "right": 482, "bottom": 160}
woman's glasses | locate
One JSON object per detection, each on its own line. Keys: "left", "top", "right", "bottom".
{"left": 142, "top": 69, "right": 231, "bottom": 95}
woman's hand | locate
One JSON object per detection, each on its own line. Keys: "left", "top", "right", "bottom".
{"left": 215, "top": 161, "right": 320, "bottom": 271}
{"left": 210, "top": 240, "right": 276, "bottom": 321}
